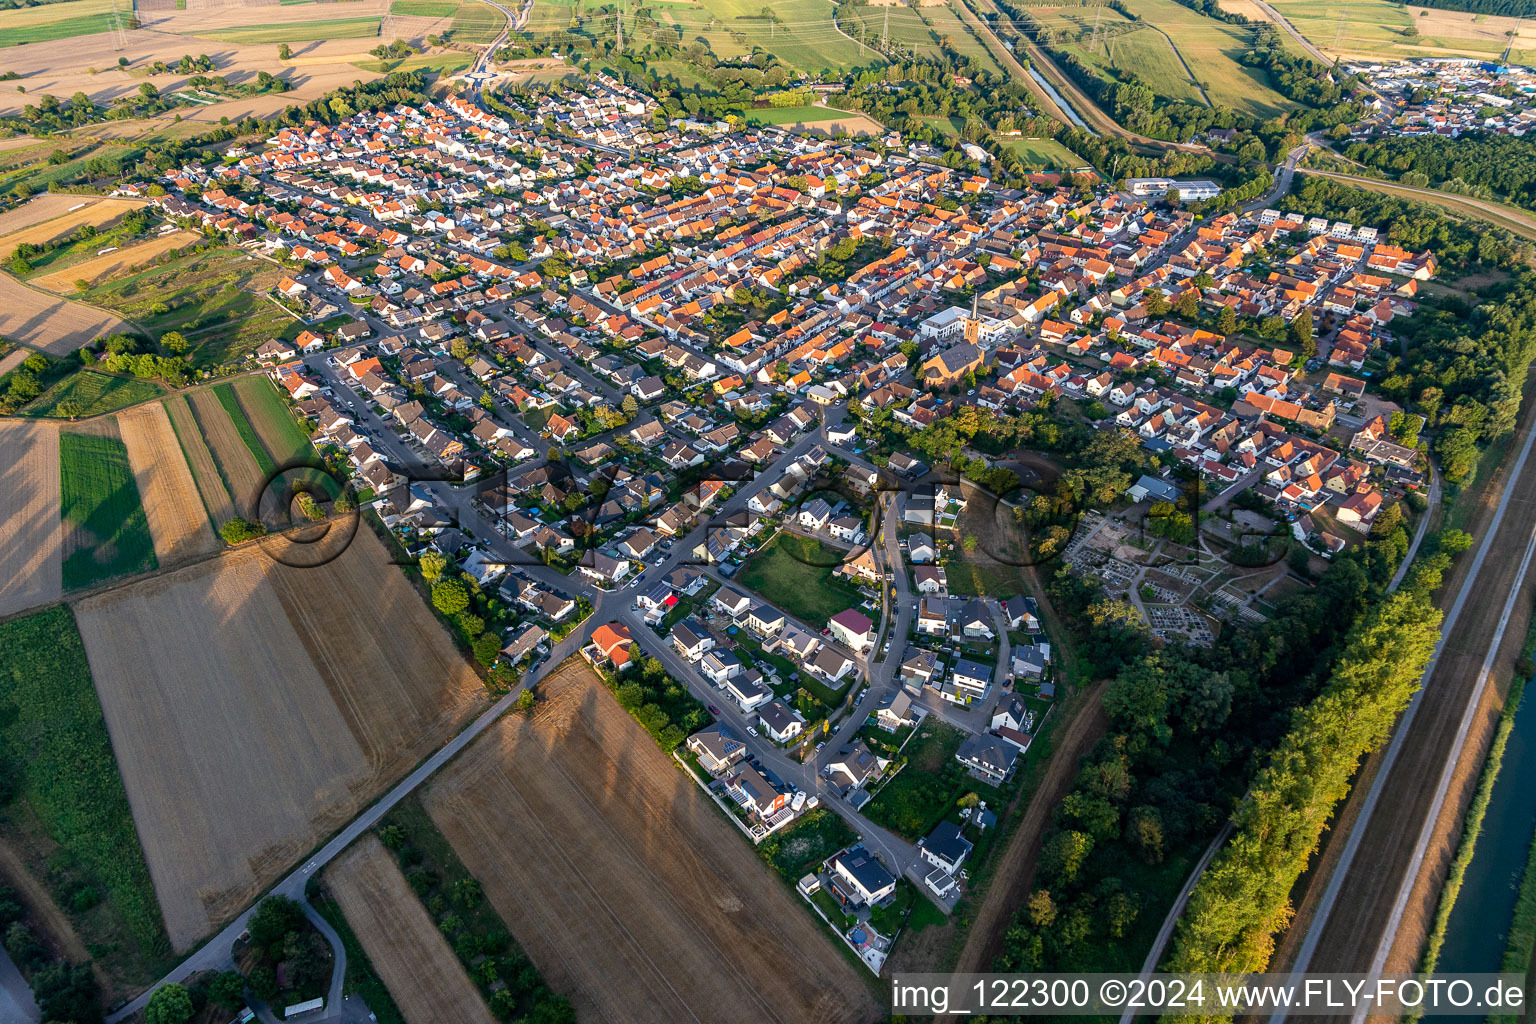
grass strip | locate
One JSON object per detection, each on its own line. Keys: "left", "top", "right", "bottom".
{"left": 0, "top": 606, "right": 171, "bottom": 971}
{"left": 214, "top": 381, "right": 277, "bottom": 476}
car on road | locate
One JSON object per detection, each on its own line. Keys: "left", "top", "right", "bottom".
{"left": 708, "top": 704, "right": 720, "bottom": 716}
{"left": 747, "top": 726, "right": 759, "bottom": 737}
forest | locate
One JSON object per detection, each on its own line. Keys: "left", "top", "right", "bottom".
{"left": 1340, "top": 133, "right": 1536, "bottom": 215}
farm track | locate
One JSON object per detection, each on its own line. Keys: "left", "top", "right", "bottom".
{"left": 325, "top": 837, "right": 495, "bottom": 1024}
{"left": 0, "top": 418, "right": 62, "bottom": 618}
{"left": 162, "top": 395, "right": 236, "bottom": 527}
{"left": 1280, "top": 368, "right": 1536, "bottom": 1004}
{"left": 426, "top": 661, "right": 879, "bottom": 1024}
{"left": 116, "top": 402, "right": 219, "bottom": 566}
{"left": 952, "top": 680, "right": 1110, "bottom": 974}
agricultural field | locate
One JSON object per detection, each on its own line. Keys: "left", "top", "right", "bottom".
{"left": 231, "top": 375, "right": 340, "bottom": 498}
{"left": 1265, "top": 0, "right": 1536, "bottom": 61}
{"left": 72, "top": 527, "right": 486, "bottom": 949}
{"left": 0, "top": 274, "right": 128, "bottom": 355}
{"left": 839, "top": 0, "right": 1001, "bottom": 72}
{"left": 0, "top": 196, "right": 142, "bottom": 259}
{"left": 58, "top": 425, "right": 157, "bottom": 589}
{"left": 0, "top": 419, "right": 62, "bottom": 617}
{"left": 0, "top": 0, "right": 119, "bottom": 48}
{"left": 32, "top": 230, "right": 204, "bottom": 294}
{"left": 325, "top": 837, "right": 496, "bottom": 1024}
{"left": 83, "top": 245, "right": 295, "bottom": 369}
{"left": 194, "top": 15, "right": 383, "bottom": 43}
{"left": 743, "top": 104, "right": 885, "bottom": 134}
{"left": 1034, "top": 0, "right": 1295, "bottom": 116}
{"left": 22, "top": 369, "right": 162, "bottom": 419}
{"left": 390, "top": 0, "right": 460, "bottom": 14}
{"left": 116, "top": 401, "right": 219, "bottom": 565}
{"left": 188, "top": 386, "right": 273, "bottom": 523}
{"left": 0, "top": 606, "right": 172, "bottom": 997}
{"left": 449, "top": 0, "right": 506, "bottom": 42}
{"left": 355, "top": 49, "right": 474, "bottom": 73}
{"left": 736, "top": 531, "right": 865, "bottom": 625}
{"left": 424, "top": 659, "right": 879, "bottom": 1024}
{"left": 163, "top": 393, "right": 237, "bottom": 527}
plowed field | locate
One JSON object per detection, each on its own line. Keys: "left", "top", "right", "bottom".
{"left": 0, "top": 419, "right": 62, "bottom": 617}
{"left": 116, "top": 402, "right": 218, "bottom": 565}
{"left": 326, "top": 837, "right": 495, "bottom": 1024}
{"left": 425, "top": 660, "right": 878, "bottom": 1024}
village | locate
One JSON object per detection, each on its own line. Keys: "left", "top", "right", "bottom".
{"left": 122, "top": 65, "right": 1442, "bottom": 972}
{"left": 1346, "top": 56, "right": 1536, "bottom": 138}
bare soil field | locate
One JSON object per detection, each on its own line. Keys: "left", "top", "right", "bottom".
{"left": 33, "top": 230, "right": 202, "bottom": 293}
{"left": 116, "top": 401, "right": 218, "bottom": 565}
{"left": 0, "top": 418, "right": 62, "bottom": 618}
{"left": 0, "top": 198, "right": 145, "bottom": 260}
{"left": 74, "top": 527, "right": 483, "bottom": 950}
{"left": 1278, "top": 366, "right": 1536, "bottom": 1002}
{"left": 325, "top": 837, "right": 496, "bottom": 1024}
{"left": 425, "top": 659, "right": 879, "bottom": 1024}
{"left": 0, "top": 273, "right": 128, "bottom": 355}
{"left": 163, "top": 394, "right": 236, "bottom": 527}
{"left": 187, "top": 386, "right": 269, "bottom": 521}
{"left": 1404, "top": 4, "right": 1536, "bottom": 46}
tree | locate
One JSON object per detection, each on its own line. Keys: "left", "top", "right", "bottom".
{"left": 419, "top": 550, "right": 448, "bottom": 583}
{"left": 209, "top": 971, "right": 246, "bottom": 1011}
{"left": 621, "top": 393, "right": 638, "bottom": 418}
{"left": 145, "top": 983, "right": 194, "bottom": 1024}
{"left": 219, "top": 517, "right": 267, "bottom": 545}
{"left": 1216, "top": 305, "right": 1238, "bottom": 336}
{"left": 1146, "top": 291, "right": 1171, "bottom": 317}
{"left": 962, "top": 534, "right": 979, "bottom": 553}
{"left": 1438, "top": 529, "right": 1473, "bottom": 554}
{"left": 514, "top": 689, "right": 537, "bottom": 715}
{"left": 160, "top": 330, "right": 189, "bottom": 355}
{"left": 248, "top": 895, "right": 305, "bottom": 948}
{"left": 378, "top": 823, "right": 405, "bottom": 849}
{"left": 433, "top": 578, "right": 470, "bottom": 616}
{"left": 473, "top": 631, "right": 502, "bottom": 666}
{"left": 278, "top": 43, "right": 292, "bottom": 60}
{"left": 32, "top": 961, "right": 99, "bottom": 1024}
{"left": 1287, "top": 311, "right": 1316, "bottom": 360}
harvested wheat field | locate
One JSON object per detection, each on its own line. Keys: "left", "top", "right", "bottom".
{"left": 116, "top": 402, "right": 218, "bottom": 565}
{"left": 425, "top": 660, "right": 878, "bottom": 1024}
{"left": 187, "top": 387, "right": 271, "bottom": 521}
{"left": 0, "top": 274, "right": 126, "bottom": 355}
{"left": 33, "top": 230, "right": 201, "bottom": 293}
{"left": 0, "top": 197, "right": 145, "bottom": 260}
{"left": 326, "top": 837, "right": 496, "bottom": 1024}
{"left": 163, "top": 395, "right": 236, "bottom": 527}
{"left": 0, "top": 419, "right": 62, "bottom": 617}
{"left": 75, "top": 529, "right": 485, "bottom": 949}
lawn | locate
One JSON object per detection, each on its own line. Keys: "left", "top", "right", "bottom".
{"left": 862, "top": 720, "right": 978, "bottom": 841}
{"left": 0, "top": 606, "right": 171, "bottom": 986}
{"left": 195, "top": 16, "right": 382, "bottom": 43}
{"left": 22, "top": 370, "right": 162, "bottom": 419}
{"left": 59, "top": 429, "right": 157, "bottom": 588}
{"left": 1004, "top": 136, "right": 1086, "bottom": 169}
{"left": 735, "top": 532, "right": 865, "bottom": 627}
{"left": 84, "top": 247, "right": 293, "bottom": 370}
{"left": 744, "top": 105, "right": 859, "bottom": 125}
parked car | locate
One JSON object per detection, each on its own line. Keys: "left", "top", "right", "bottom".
{"left": 747, "top": 725, "right": 759, "bottom": 737}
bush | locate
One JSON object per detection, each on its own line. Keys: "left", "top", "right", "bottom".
{"left": 473, "top": 632, "right": 502, "bottom": 666}
{"left": 219, "top": 517, "right": 267, "bottom": 544}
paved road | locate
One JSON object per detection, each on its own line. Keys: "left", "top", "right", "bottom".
{"left": 0, "top": 945, "right": 39, "bottom": 1024}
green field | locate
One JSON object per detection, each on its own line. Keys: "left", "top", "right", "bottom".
{"left": 0, "top": 10, "right": 114, "bottom": 46}
{"left": 529, "top": 0, "right": 872, "bottom": 72}
{"left": 0, "top": 0, "right": 116, "bottom": 47}
{"left": 840, "top": 1, "right": 1001, "bottom": 73}
{"left": 1033, "top": 0, "right": 1293, "bottom": 116}
{"left": 22, "top": 370, "right": 162, "bottom": 419}
{"left": 214, "top": 381, "right": 278, "bottom": 476}
{"left": 735, "top": 531, "right": 865, "bottom": 627}
{"left": 390, "top": 0, "right": 459, "bottom": 14}
{"left": 195, "top": 16, "right": 382, "bottom": 43}
{"left": 354, "top": 50, "right": 473, "bottom": 73}
{"left": 1003, "top": 136, "right": 1084, "bottom": 169}
{"left": 84, "top": 247, "right": 296, "bottom": 370}
{"left": 449, "top": 0, "right": 505, "bottom": 42}
{"left": 59, "top": 428, "right": 157, "bottom": 588}
{"left": 232, "top": 376, "right": 340, "bottom": 497}
{"left": 0, "top": 606, "right": 171, "bottom": 989}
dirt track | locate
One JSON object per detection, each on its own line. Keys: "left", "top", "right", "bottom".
{"left": 0, "top": 418, "right": 62, "bottom": 618}
{"left": 1283, "top": 369, "right": 1536, "bottom": 995}
{"left": 326, "top": 837, "right": 495, "bottom": 1024}
{"left": 425, "top": 660, "right": 880, "bottom": 1024}
{"left": 116, "top": 402, "right": 218, "bottom": 565}
{"left": 74, "top": 530, "right": 484, "bottom": 950}
{"left": 952, "top": 681, "right": 1109, "bottom": 973}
